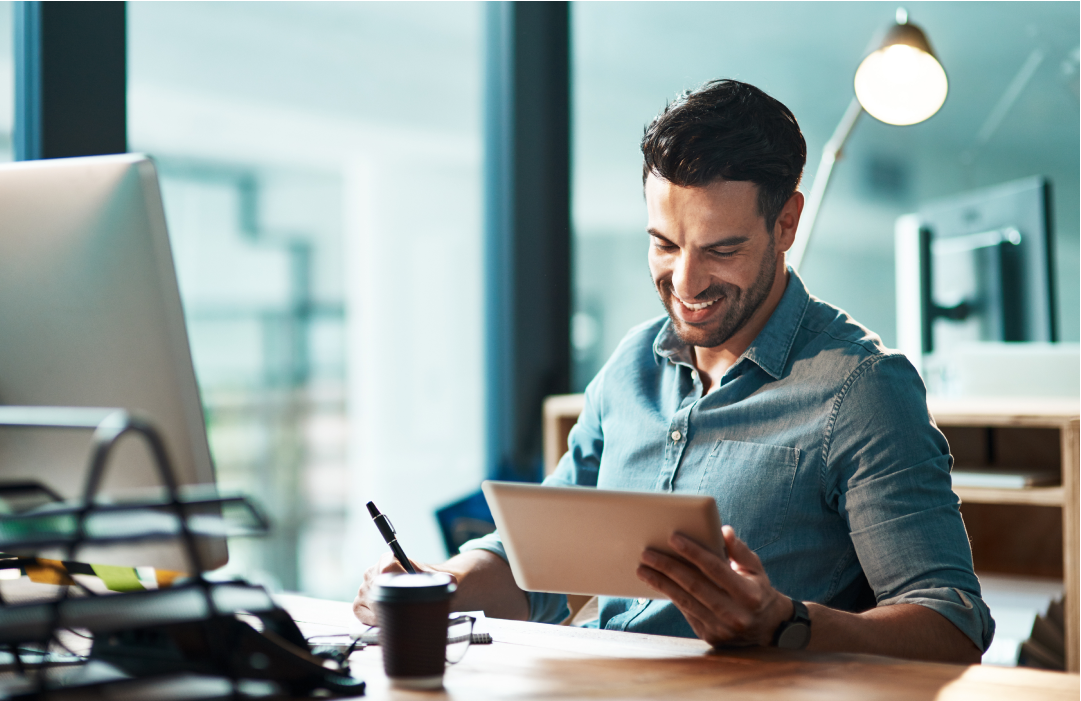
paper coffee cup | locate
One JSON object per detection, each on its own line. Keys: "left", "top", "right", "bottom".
{"left": 373, "top": 572, "right": 456, "bottom": 690}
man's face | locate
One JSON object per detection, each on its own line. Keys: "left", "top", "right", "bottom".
{"left": 645, "top": 174, "right": 781, "bottom": 349}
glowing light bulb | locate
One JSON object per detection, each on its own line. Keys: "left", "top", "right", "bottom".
{"left": 855, "top": 43, "right": 948, "bottom": 126}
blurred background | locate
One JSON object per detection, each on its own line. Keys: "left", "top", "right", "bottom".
{"left": 0, "top": 1, "right": 1076, "bottom": 640}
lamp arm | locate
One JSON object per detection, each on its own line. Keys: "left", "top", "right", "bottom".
{"left": 788, "top": 97, "right": 864, "bottom": 271}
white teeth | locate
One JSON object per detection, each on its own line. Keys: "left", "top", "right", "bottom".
{"left": 681, "top": 298, "right": 716, "bottom": 311}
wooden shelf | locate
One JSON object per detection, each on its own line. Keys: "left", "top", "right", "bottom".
{"left": 928, "top": 396, "right": 1080, "bottom": 428}
{"left": 954, "top": 485, "right": 1065, "bottom": 506}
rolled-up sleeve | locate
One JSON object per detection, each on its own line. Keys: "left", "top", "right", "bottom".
{"left": 458, "top": 370, "right": 607, "bottom": 624}
{"left": 826, "top": 353, "right": 995, "bottom": 652}
{"left": 456, "top": 531, "right": 570, "bottom": 624}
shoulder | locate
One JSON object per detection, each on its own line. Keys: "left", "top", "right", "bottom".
{"left": 788, "top": 292, "right": 926, "bottom": 402}
{"left": 789, "top": 293, "right": 901, "bottom": 377}
{"left": 797, "top": 296, "right": 929, "bottom": 417}
{"left": 798, "top": 292, "right": 887, "bottom": 358}
{"left": 797, "top": 301, "right": 939, "bottom": 480}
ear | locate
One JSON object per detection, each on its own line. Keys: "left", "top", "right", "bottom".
{"left": 773, "top": 191, "right": 804, "bottom": 253}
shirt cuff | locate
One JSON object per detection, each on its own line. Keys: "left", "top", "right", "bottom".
{"left": 458, "top": 532, "right": 570, "bottom": 625}
{"left": 877, "top": 586, "right": 996, "bottom": 652}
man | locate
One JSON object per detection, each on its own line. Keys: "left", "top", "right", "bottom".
{"left": 354, "top": 80, "right": 993, "bottom": 663}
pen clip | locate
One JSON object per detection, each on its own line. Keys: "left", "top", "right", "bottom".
{"left": 383, "top": 515, "right": 396, "bottom": 534}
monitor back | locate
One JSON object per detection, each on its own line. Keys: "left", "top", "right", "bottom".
{"left": 0, "top": 154, "right": 226, "bottom": 571}
{"left": 920, "top": 176, "right": 1055, "bottom": 350}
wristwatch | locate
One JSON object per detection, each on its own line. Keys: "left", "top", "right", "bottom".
{"left": 772, "top": 598, "right": 811, "bottom": 649}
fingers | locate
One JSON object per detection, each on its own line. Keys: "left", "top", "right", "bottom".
{"left": 639, "top": 550, "right": 745, "bottom": 625}
{"left": 636, "top": 562, "right": 750, "bottom": 641}
{"left": 636, "top": 562, "right": 725, "bottom": 622}
{"left": 354, "top": 552, "right": 464, "bottom": 628}
{"left": 638, "top": 529, "right": 785, "bottom": 648}
{"left": 353, "top": 552, "right": 413, "bottom": 625}
{"left": 352, "top": 596, "right": 377, "bottom": 625}
{"left": 721, "top": 526, "right": 764, "bottom": 576}
{"left": 669, "top": 534, "right": 734, "bottom": 582}
{"left": 654, "top": 529, "right": 775, "bottom": 611}
{"left": 666, "top": 534, "right": 762, "bottom": 610}
{"left": 377, "top": 551, "right": 408, "bottom": 574}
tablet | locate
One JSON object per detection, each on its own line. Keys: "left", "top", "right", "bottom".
{"left": 480, "top": 481, "right": 725, "bottom": 600}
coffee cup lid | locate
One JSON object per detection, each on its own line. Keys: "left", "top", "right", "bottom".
{"left": 373, "top": 572, "right": 456, "bottom": 603}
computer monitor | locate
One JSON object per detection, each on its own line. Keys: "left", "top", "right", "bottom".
{"left": 0, "top": 154, "right": 227, "bottom": 571}
{"left": 896, "top": 176, "right": 1056, "bottom": 361}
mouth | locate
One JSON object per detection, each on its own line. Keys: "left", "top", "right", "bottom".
{"left": 678, "top": 297, "right": 717, "bottom": 311}
{"left": 670, "top": 292, "right": 723, "bottom": 322}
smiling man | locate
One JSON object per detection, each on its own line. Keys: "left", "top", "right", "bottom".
{"left": 354, "top": 80, "right": 994, "bottom": 663}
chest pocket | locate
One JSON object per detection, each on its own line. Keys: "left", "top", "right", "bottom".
{"left": 697, "top": 440, "right": 800, "bottom": 553}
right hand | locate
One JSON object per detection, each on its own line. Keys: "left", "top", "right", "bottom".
{"left": 351, "top": 552, "right": 457, "bottom": 625}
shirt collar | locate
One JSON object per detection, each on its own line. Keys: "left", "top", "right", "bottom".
{"left": 652, "top": 266, "right": 810, "bottom": 379}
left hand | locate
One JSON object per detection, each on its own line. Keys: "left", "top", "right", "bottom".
{"left": 352, "top": 552, "right": 457, "bottom": 625}
{"left": 637, "top": 525, "right": 794, "bottom": 647}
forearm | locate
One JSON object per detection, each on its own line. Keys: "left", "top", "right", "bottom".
{"left": 805, "top": 602, "right": 981, "bottom": 664}
{"left": 433, "top": 549, "right": 530, "bottom": 621}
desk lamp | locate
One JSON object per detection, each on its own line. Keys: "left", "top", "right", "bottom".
{"left": 788, "top": 8, "right": 948, "bottom": 270}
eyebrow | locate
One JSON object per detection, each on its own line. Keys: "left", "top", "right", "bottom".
{"left": 647, "top": 229, "right": 751, "bottom": 249}
{"left": 701, "top": 235, "right": 750, "bottom": 248}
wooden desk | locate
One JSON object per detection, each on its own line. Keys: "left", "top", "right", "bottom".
{"left": 278, "top": 594, "right": 1079, "bottom": 700}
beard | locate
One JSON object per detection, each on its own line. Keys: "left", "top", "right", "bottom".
{"left": 655, "top": 237, "right": 778, "bottom": 349}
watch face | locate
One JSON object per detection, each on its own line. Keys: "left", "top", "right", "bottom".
{"left": 777, "top": 622, "right": 811, "bottom": 650}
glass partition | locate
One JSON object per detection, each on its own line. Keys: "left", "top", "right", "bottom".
{"left": 129, "top": 1, "right": 484, "bottom": 599}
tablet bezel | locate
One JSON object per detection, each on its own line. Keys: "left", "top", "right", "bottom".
{"left": 481, "top": 480, "right": 725, "bottom": 600}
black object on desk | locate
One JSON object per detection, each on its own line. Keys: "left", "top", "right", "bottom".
{"left": 0, "top": 407, "right": 366, "bottom": 698}
{"left": 367, "top": 501, "right": 417, "bottom": 574}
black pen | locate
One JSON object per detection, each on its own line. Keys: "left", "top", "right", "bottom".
{"left": 366, "top": 501, "right": 417, "bottom": 574}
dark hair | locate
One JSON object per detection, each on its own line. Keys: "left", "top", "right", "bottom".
{"left": 641, "top": 79, "right": 807, "bottom": 233}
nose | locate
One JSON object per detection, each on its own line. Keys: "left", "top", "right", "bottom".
{"left": 670, "top": 250, "right": 710, "bottom": 302}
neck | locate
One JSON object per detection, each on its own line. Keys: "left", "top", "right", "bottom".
{"left": 694, "top": 261, "right": 789, "bottom": 392}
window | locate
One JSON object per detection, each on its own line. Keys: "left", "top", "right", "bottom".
{"left": 129, "top": 2, "right": 485, "bottom": 599}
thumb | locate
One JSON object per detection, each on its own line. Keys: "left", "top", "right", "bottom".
{"left": 722, "top": 525, "right": 762, "bottom": 575}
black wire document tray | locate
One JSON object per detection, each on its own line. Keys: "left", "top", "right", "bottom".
{"left": 0, "top": 492, "right": 268, "bottom": 552}
{"left": 0, "top": 581, "right": 278, "bottom": 644}
{"left": 0, "top": 407, "right": 366, "bottom": 699}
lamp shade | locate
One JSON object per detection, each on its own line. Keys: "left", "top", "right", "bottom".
{"left": 854, "top": 21, "right": 948, "bottom": 126}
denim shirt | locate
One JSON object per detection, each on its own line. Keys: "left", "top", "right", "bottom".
{"left": 461, "top": 268, "right": 995, "bottom": 652}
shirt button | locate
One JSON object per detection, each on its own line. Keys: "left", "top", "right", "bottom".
{"left": 636, "top": 598, "right": 648, "bottom": 605}
{"left": 671, "top": 430, "right": 682, "bottom": 441}
{"left": 690, "top": 370, "right": 698, "bottom": 379}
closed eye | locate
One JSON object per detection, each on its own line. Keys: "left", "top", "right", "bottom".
{"left": 649, "top": 234, "right": 678, "bottom": 252}
{"left": 703, "top": 235, "right": 751, "bottom": 255}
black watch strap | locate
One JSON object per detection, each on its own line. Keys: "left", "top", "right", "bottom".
{"left": 772, "top": 598, "right": 811, "bottom": 650}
